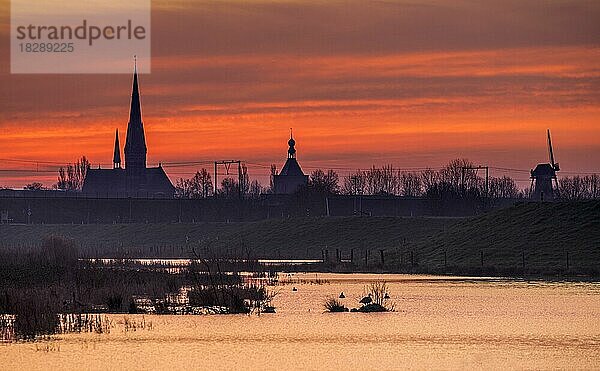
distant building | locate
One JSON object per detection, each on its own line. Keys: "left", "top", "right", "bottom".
{"left": 82, "top": 63, "right": 175, "bottom": 198}
{"left": 273, "top": 131, "right": 308, "bottom": 194}
{"left": 530, "top": 129, "right": 560, "bottom": 201}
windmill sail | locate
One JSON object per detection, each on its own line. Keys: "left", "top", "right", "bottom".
{"left": 547, "top": 129, "right": 559, "bottom": 171}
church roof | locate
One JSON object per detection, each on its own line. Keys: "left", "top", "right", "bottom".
{"left": 279, "top": 158, "right": 305, "bottom": 177}
{"left": 144, "top": 166, "right": 175, "bottom": 192}
{"left": 82, "top": 168, "right": 125, "bottom": 196}
{"left": 83, "top": 166, "right": 174, "bottom": 198}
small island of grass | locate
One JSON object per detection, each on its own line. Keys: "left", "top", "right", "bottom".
{"left": 324, "top": 282, "right": 394, "bottom": 313}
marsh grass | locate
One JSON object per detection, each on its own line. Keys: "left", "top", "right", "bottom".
{"left": 0, "top": 235, "right": 274, "bottom": 340}
{"left": 324, "top": 298, "right": 349, "bottom": 312}
{"left": 122, "top": 315, "right": 152, "bottom": 332}
{"left": 0, "top": 315, "right": 15, "bottom": 342}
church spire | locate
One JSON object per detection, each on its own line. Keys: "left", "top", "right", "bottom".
{"left": 287, "top": 128, "right": 296, "bottom": 159}
{"left": 129, "top": 56, "right": 141, "bottom": 124}
{"left": 113, "top": 129, "right": 121, "bottom": 169}
{"left": 124, "top": 56, "right": 147, "bottom": 171}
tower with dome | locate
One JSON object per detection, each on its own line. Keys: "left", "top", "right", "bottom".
{"left": 272, "top": 130, "right": 309, "bottom": 194}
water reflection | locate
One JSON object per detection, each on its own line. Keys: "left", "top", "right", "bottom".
{"left": 2, "top": 273, "right": 599, "bottom": 370}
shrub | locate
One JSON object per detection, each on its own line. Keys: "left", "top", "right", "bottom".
{"left": 324, "top": 298, "right": 348, "bottom": 312}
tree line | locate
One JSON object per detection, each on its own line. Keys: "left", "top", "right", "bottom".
{"left": 317, "top": 158, "right": 523, "bottom": 199}
{"left": 168, "top": 158, "right": 600, "bottom": 200}
{"left": 174, "top": 164, "right": 263, "bottom": 199}
{"left": 14, "top": 156, "right": 600, "bottom": 201}
{"left": 558, "top": 174, "right": 600, "bottom": 200}
{"left": 22, "top": 156, "right": 90, "bottom": 191}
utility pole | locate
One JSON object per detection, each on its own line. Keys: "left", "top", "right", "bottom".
{"left": 214, "top": 160, "right": 242, "bottom": 198}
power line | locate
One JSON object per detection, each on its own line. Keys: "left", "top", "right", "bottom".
{"left": 1, "top": 159, "right": 599, "bottom": 180}
{"left": 0, "top": 158, "right": 66, "bottom": 165}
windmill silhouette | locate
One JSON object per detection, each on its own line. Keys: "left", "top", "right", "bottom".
{"left": 530, "top": 129, "right": 560, "bottom": 201}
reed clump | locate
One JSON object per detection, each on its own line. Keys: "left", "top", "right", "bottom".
{"left": 0, "top": 235, "right": 280, "bottom": 340}
{"left": 354, "top": 282, "right": 394, "bottom": 312}
{"left": 324, "top": 298, "right": 349, "bottom": 312}
{"left": 0, "top": 236, "right": 183, "bottom": 340}
{"left": 186, "top": 259, "right": 274, "bottom": 314}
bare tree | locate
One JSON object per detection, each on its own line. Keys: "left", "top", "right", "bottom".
{"left": 559, "top": 174, "right": 600, "bottom": 200}
{"left": 269, "top": 164, "right": 277, "bottom": 194}
{"left": 342, "top": 170, "right": 366, "bottom": 195}
{"left": 399, "top": 171, "right": 423, "bottom": 197}
{"left": 189, "top": 168, "right": 213, "bottom": 198}
{"left": 175, "top": 168, "right": 213, "bottom": 199}
{"left": 365, "top": 166, "right": 382, "bottom": 195}
{"left": 239, "top": 164, "right": 250, "bottom": 196}
{"left": 175, "top": 178, "right": 192, "bottom": 198}
{"left": 219, "top": 178, "right": 239, "bottom": 199}
{"left": 439, "top": 158, "right": 479, "bottom": 192}
{"left": 309, "top": 169, "right": 340, "bottom": 194}
{"left": 588, "top": 174, "right": 600, "bottom": 199}
{"left": 420, "top": 168, "right": 439, "bottom": 194}
{"left": 248, "top": 180, "right": 263, "bottom": 199}
{"left": 56, "top": 156, "right": 90, "bottom": 190}
{"left": 381, "top": 165, "right": 398, "bottom": 194}
{"left": 488, "top": 176, "right": 519, "bottom": 199}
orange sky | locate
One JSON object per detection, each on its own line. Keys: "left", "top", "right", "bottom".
{"left": 1, "top": 0, "right": 599, "bottom": 188}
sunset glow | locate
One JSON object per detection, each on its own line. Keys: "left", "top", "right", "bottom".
{"left": 1, "top": 0, "right": 599, "bottom": 188}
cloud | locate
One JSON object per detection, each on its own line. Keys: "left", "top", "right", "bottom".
{"left": 0, "top": 0, "right": 599, "bottom": 187}
{"left": 149, "top": 0, "right": 600, "bottom": 56}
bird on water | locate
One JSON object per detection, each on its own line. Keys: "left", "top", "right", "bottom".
{"left": 359, "top": 294, "right": 372, "bottom": 305}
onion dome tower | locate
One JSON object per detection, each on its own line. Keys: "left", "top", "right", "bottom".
{"left": 272, "top": 129, "right": 308, "bottom": 194}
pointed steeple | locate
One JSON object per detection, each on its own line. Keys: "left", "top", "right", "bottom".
{"left": 129, "top": 56, "right": 141, "bottom": 124}
{"left": 124, "top": 56, "right": 147, "bottom": 171}
{"left": 113, "top": 129, "right": 121, "bottom": 169}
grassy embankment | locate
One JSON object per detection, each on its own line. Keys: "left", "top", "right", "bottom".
{"left": 397, "top": 201, "right": 600, "bottom": 276}
{"left": 1, "top": 201, "right": 599, "bottom": 276}
{"left": 0, "top": 217, "right": 456, "bottom": 259}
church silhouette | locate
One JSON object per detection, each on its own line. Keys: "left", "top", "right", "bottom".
{"left": 273, "top": 130, "right": 308, "bottom": 194}
{"left": 82, "top": 63, "right": 175, "bottom": 198}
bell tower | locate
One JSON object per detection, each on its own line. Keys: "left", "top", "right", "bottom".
{"left": 288, "top": 128, "right": 296, "bottom": 159}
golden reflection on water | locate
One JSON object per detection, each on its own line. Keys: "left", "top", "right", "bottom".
{"left": 2, "top": 274, "right": 600, "bottom": 370}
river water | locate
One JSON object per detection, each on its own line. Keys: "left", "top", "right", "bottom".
{"left": 2, "top": 273, "right": 599, "bottom": 370}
